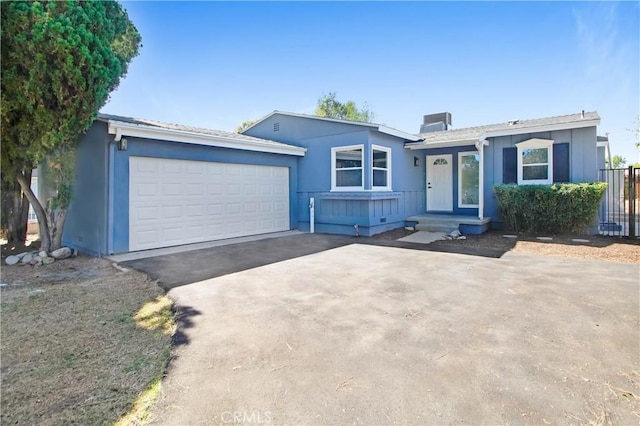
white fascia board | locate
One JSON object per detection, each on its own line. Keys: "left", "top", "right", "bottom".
{"left": 108, "top": 120, "right": 306, "bottom": 157}
{"left": 378, "top": 126, "right": 423, "bottom": 142}
{"left": 405, "top": 138, "right": 479, "bottom": 150}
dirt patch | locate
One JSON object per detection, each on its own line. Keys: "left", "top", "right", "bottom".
{"left": 430, "top": 230, "right": 640, "bottom": 264}
{"left": 373, "top": 228, "right": 640, "bottom": 264}
{"left": 370, "top": 227, "right": 416, "bottom": 240}
{"left": 1, "top": 255, "right": 173, "bottom": 425}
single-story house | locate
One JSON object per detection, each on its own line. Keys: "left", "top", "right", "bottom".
{"left": 58, "top": 110, "right": 608, "bottom": 255}
{"left": 243, "top": 110, "right": 607, "bottom": 235}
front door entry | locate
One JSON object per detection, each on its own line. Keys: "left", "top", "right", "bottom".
{"left": 426, "top": 154, "right": 453, "bottom": 212}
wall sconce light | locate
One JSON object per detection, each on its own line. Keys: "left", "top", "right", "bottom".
{"left": 413, "top": 156, "right": 419, "bottom": 167}
{"left": 118, "top": 138, "right": 128, "bottom": 151}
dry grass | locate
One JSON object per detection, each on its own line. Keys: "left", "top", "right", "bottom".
{"left": 1, "top": 256, "right": 173, "bottom": 425}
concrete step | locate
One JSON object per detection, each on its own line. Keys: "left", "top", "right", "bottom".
{"left": 415, "top": 223, "right": 459, "bottom": 233}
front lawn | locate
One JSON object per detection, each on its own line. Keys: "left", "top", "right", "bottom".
{"left": 1, "top": 255, "right": 173, "bottom": 425}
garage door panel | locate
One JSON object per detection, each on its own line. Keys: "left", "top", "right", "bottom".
{"left": 161, "top": 161, "right": 182, "bottom": 174}
{"left": 160, "top": 205, "right": 183, "bottom": 219}
{"left": 130, "top": 157, "right": 289, "bottom": 251}
{"left": 162, "top": 183, "right": 183, "bottom": 196}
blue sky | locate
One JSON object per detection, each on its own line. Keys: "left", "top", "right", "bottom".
{"left": 103, "top": 1, "right": 640, "bottom": 162}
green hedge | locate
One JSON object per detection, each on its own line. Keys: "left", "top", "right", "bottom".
{"left": 493, "top": 183, "right": 607, "bottom": 233}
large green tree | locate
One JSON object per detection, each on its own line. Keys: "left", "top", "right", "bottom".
{"left": 315, "top": 92, "right": 375, "bottom": 123}
{"left": 1, "top": 0, "right": 141, "bottom": 251}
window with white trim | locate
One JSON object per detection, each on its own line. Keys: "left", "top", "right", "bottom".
{"left": 516, "top": 138, "right": 554, "bottom": 184}
{"left": 458, "top": 151, "right": 479, "bottom": 207}
{"left": 372, "top": 145, "right": 391, "bottom": 190}
{"left": 331, "top": 145, "right": 364, "bottom": 190}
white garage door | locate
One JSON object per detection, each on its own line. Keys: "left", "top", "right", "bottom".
{"left": 129, "top": 156, "right": 290, "bottom": 251}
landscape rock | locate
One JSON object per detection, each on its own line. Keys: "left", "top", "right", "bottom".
{"left": 5, "top": 255, "right": 20, "bottom": 266}
{"left": 14, "top": 252, "right": 30, "bottom": 260}
{"left": 42, "top": 256, "right": 56, "bottom": 265}
{"left": 30, "top": 256, "right": 43, "bottom": 266}
{"left": 51, "top": 247, "right": 72, "bottom": 260}
{"left": 20, "top": 252, "right": 34, "bottom": 264}
{"left": 39, "top": 251, "right": 48, "bottom": 258}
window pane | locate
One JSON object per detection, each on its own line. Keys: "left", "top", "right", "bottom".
{"left": 373, "top": 169, "right": 388, "bottom": 187}
{"left": 523, "top": 165, "right": 548, "bottom": 180}
{"left": 336, "top": 169, "right": 362, "bottom": 187}
{"left": 335, "top": 148, "right": 362, "bottom": 169}
{"left": 373, "top": 150, "right": 387, "bottom": 169}
{"left": 522, "top": 148, "right": 548, "bottom": 165}
{"left": 460, "top": 154, "right": 479, "bottom": 205}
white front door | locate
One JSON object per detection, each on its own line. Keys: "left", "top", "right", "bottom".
{"left": 426, "top": 154, "right": 453, "bottom": 212}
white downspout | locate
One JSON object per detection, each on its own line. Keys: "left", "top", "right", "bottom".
{"left": 309, "top": 197, "right": 315, "bottom": 233}
{"left": 476, "top": 138, "right": 489, "bottom": 220}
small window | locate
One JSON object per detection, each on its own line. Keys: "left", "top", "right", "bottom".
{"left": 332, "top": 145, "right": 364, "bottom": 191}
{"left": 516, "top": 138, "right": 554, "bottom": 184}
{"left": 372, "top": 145, "right": 391, "bottom": 190}
{"left": 458, "top": 151, "right": 479, "bottom": 207}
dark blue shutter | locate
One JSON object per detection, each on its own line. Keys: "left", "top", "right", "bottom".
{"left": 503, "top": 147, "right": 517, "bottom": 184}
{"left": 553, "top": 143, "right": 570, "bottom": 183}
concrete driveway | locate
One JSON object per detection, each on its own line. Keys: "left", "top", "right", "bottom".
{"left": 120, "top": 233, "right": 502, "bottom": 290}
{"left": 149, "top": 243, "right": 639, "bottom": 425}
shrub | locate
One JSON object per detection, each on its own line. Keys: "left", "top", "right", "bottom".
{"left": 493, "top": 183, "right": 607, "bottom": 233}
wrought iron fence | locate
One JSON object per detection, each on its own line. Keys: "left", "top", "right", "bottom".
{"left": 598, "top": 166, "right": 639, "bottom": 237}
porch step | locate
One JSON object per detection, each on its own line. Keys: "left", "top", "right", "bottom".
{"left": 407, "top": 214, "right": 492, "bottom": 235}
{"left": 415, "top": 223, "right": 459, "bottom": 233}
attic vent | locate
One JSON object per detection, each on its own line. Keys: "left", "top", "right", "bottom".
{"left": 508, "top": 119, "right": 520, "bottom": 125}
{"left": 273, "top": 122, "right": 280, "bottom": 132}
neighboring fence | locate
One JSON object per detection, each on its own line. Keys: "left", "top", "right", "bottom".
{"left": 598, "top": 166, "right": 639, "bottom": 237}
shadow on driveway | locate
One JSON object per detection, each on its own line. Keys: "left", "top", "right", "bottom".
{"left": 121, "top": 233, "right": 506, "bottom": 290}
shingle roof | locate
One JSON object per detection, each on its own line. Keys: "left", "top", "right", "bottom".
{"left": 98, "top": 113, "right": 301, "bottom": 150}
{"left": 416, "top": 111, "right": 601, "bottom": 144}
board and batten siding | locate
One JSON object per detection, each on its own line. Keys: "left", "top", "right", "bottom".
{"left": 294, "top": 131, "right": 425, "bottom": 236}
{"left": 484, "top": 126, "right": 598, "bottom": 220}
{"left": 62, "top": 121, "right": 110, "bottom": 256}
{"left": 247, "top": 118, "right": 427, "bottom": 236}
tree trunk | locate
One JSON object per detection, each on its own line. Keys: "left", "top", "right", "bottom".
{"left": 16, "top": 171, "right": 52, "bottom": 252}
{"left": 1, "top": 171, "right": 31, "bottom": 243}
{"left": 51, "top": 208, "right": 68, "bottom": 251}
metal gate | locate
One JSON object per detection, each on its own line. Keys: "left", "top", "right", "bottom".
{"left": 598, "top": 166, "right": 639, "bottom": 237}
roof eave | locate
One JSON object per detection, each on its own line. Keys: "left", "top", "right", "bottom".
{"left": 107, "top": 120, "right": 306, "bottom": 157}
{"left": 378, "top": 126, "right": 423, "bottom": 142}
{"left": 406, "top": 138, "right": 478, "bottom": 150}
{"left": 483, "top": 118, "right": 600, "bottom": 138}
{"left": 406, "top": 117, "right": 601, "bottom": 150}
